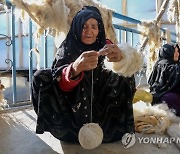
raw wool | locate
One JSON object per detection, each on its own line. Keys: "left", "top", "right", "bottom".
{"left": 0, "top": 0, "right": 6, "bottom": 7}
{"left": 11, "top": 0, "right": 117, "bottom": 47}
{"left": 138, "top": 20, "right": 161, "bottom": 78}
{"left": 11, "top": 0, "right": 69, "bottom": 44}
{"left": 138, "top": 20, "right": 161, "bottom": 50}
{"left": 167, "top": 0, "right": 180, "bottom": 42}
{"left": 133, "top": 101, "right": 180, "bottom": 135}
{"left": 104, "top": 43, "right": 143, "bottom": 77}
{"left": 0, "top": 81, "right": 8, "bottom": 110}
{"left": 164, "top": 28, "right": 171, "bottom": 43}
{"left": 30, "top": 48, "right": 41, "bottom": 70}
{"left": 137, "top": 0, "right": 170, "bottom": 79}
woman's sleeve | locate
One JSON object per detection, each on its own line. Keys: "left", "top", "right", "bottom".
{"left": 106, "top": 39, "right": 113, "bottom": 44}
{"left": 59, "top": 63, "right": 84, "bottom": 92}
{"left": 59, "top": 39, "right": 112, "bottom": 91}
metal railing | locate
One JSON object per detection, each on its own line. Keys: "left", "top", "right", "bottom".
{"left": 0, "top": 1, "right": 177, "bottom": 104}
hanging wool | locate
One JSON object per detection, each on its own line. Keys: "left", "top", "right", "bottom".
{"left": 137, "top": 0, "right": 170, "bottom": 79}
{"left": 167, "top": 0, "right": 180, "bottom": 42}
{"left": 137, "top": 20, "right": 161, "bottom": 78}
{"left": 164, "top": 28, "right": 171, "bottom": 43}
{"left": 11, "top": 0, "right": 69, "bottom": 46}
{"left": 10, "top": 0, "right": 117, "bottom": 47}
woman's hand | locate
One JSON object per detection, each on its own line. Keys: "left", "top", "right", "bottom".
{"left": 71, "top": 50, "right": 99, "bottom": 77}
{"left": 99, "top": 44, "right": 123, "bottom": 62}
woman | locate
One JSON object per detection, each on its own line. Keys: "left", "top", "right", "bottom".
{"left": 32, "top": 6, "right": 137, "bottom": 144}
{"left": 148, "top": 43, "right": 180, "bottom": 116}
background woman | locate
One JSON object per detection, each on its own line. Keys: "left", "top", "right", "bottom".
{"left": 148, "top": 43, "right": 180, "bottom": 116}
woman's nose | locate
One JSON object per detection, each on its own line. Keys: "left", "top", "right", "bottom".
{"left": 85, "top": 28, "right": 91, "bottom": 33}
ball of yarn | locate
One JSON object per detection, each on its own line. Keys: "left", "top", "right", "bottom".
{"left": 78, "top": 123, "right": 103, "bottom": 149}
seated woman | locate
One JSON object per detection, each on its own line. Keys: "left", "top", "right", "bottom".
{"left": 148, "top": 43, "right": 180, "bottom": 116}
{"left": 32, "top": 6, "right": 142, "bottom": 145}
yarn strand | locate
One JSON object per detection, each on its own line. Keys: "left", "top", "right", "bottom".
{"left": 90, "top": 70, "right": 94, "bottom": 123}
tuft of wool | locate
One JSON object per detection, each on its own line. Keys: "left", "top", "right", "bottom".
{"left": 164, "top": 28, "right": 171, "bottom": 43}
{"left": 104, "top": 43, "right": 143, "bottom": 77}
{"left": 167, "top": 0, "right": 180, "bottom": 42}
{"left": 137, "top": 20, "right": 160, "bottom": 78}
{"left": 0, "top": 81, "right": 8, "bottom": 110}
{"left": 133, "top": 101, "right": 180, "bottom": 134}
{"left": 133, "top": 101, "right": 178, "bottom": 120}
{"left": 167, "top": 0, "right": 178, "bottom": 23}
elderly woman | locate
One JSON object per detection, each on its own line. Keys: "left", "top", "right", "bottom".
{"left": 148, "top": 43, "right": 180, "bottom": 116}
{"left": 32, "top": 6, "right": 142, "bottom": 145}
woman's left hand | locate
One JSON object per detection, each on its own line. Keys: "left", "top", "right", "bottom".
{"left": 98, "top": 44, "right": 123, "bottom": 62}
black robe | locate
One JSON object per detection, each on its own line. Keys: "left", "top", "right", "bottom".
{"left": 32, "top": 6, "right": 136, "bottom": 143}
{"left": 148, "top": 43, "right": 180, "bottom": 104}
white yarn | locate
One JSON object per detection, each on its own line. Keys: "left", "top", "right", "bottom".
{"left": 104, "top": 43, "right": 143, "bottom": 77}
{"left": 78, "top": 123, "right": 103, "bottom": 149}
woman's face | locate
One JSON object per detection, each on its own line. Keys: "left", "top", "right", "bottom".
{"left": 81, "top": 18, "right": 99, "bottom": 45}
{"left": 174, "top": 47, "right": 179, "bottom": 62}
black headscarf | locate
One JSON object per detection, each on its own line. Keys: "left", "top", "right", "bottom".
{"left": 158, "top": 43, "right": 178, "bottom": 63}
{"left": 51, "top": 6, "right": 106, "bottom": 79}
{"left": 148, "top": 43, "right": 180, "bottom": 103}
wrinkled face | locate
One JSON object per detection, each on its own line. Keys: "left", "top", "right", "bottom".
{"left": 174, "top": 47, "right": 179, "bottom": 62}
{"left": 81, "top": 18, "right": 99, "bottom": 45}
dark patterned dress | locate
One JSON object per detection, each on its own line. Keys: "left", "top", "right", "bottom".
{"left": 32, "top": 6, "right": 136, "bottom": 143}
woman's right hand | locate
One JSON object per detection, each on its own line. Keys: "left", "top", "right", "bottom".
{"left": 71, "top": 50, "right": 99, "bottom": 77}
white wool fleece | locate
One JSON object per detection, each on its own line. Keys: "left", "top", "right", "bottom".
{"left": 104, "top": 43, "right": 143, "bottom": 77}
